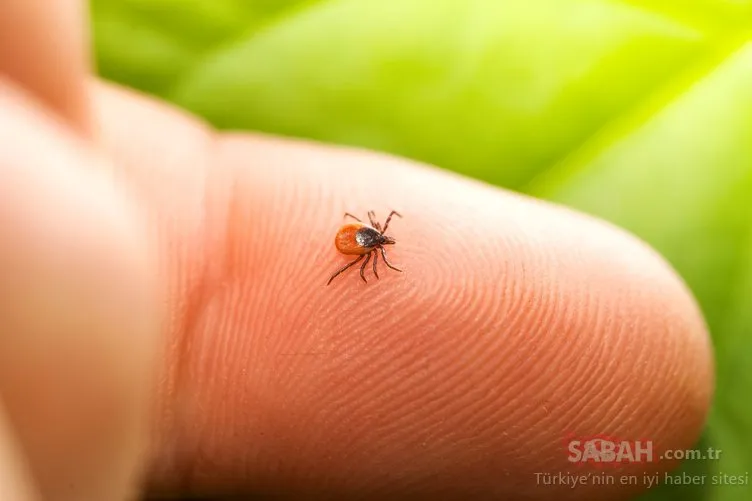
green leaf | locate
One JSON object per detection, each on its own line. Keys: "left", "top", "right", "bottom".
{"left": 92, "top": 0, "right": 310, "bottom": 95}
{"left": 169, "top": 0, "right": 709, "bottom": 189}
{"left": 92, "top": 0, "right": 752, "bottom": 499}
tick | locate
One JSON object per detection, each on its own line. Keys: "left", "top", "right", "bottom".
{"left": 327, "top": 210, "right": 402, "bottom": 285}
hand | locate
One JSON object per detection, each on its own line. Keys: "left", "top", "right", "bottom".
{"left": 0, "top": 1, "right": 713, "bottom": 500}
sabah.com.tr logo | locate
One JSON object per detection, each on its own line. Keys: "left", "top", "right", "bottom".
{"left": 565, "top": 434, "right": 722, "bottom": 468}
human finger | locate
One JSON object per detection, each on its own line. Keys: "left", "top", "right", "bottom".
{"left": 0, "top": 0, "right": 91, "bottom": 133}
{"left": 95, "top": 83, "right": 713, "bottom": 501}
{"left": 0, "top": 80, "right": 159, "bottom": 501}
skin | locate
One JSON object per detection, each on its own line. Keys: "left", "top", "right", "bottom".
{"left": 0, "top": 1, "right": 713, "bottom": 500}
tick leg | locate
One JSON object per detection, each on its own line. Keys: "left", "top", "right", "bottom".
{"left": 372, "top": 250, "right": 379, "bottom": 279}
{"left": 327, "top": 254, "right": 365, "bottom": 285}
{"left": 344, "top": 212, "right": 362, "bottom": 222}
{"left": 360, "top": 252, "right": 371, "bottom": 283}
{"left": 382, "top": 210, "right": 402, "bottom": 233}
{"left": 368, "top": 210, "right": 382, "bottom": 231}
{"left": 381, "top": 246, "right": 402, "bottom": 272}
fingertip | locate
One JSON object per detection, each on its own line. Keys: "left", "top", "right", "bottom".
{"left": 168, "top": 134, "right": 712, "bottom": 499}
{"left": 86, "top": 87, "right": 712, "bottom": 499}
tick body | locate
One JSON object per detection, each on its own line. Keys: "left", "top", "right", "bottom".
{"left": 327, "top": 210, "right": 402, "bottom": 285}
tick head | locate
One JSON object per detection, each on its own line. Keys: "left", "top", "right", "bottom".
{"left": 381, "top": 235, "right": 396, "bottom": 245}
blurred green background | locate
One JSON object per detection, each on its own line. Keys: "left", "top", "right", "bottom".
{"left": 91, "top": 0, "right": 752, "bottom": 499}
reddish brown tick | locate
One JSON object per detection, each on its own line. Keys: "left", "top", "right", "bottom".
{"left": 326, "top": 210, "right": 402, "bottom": 285}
